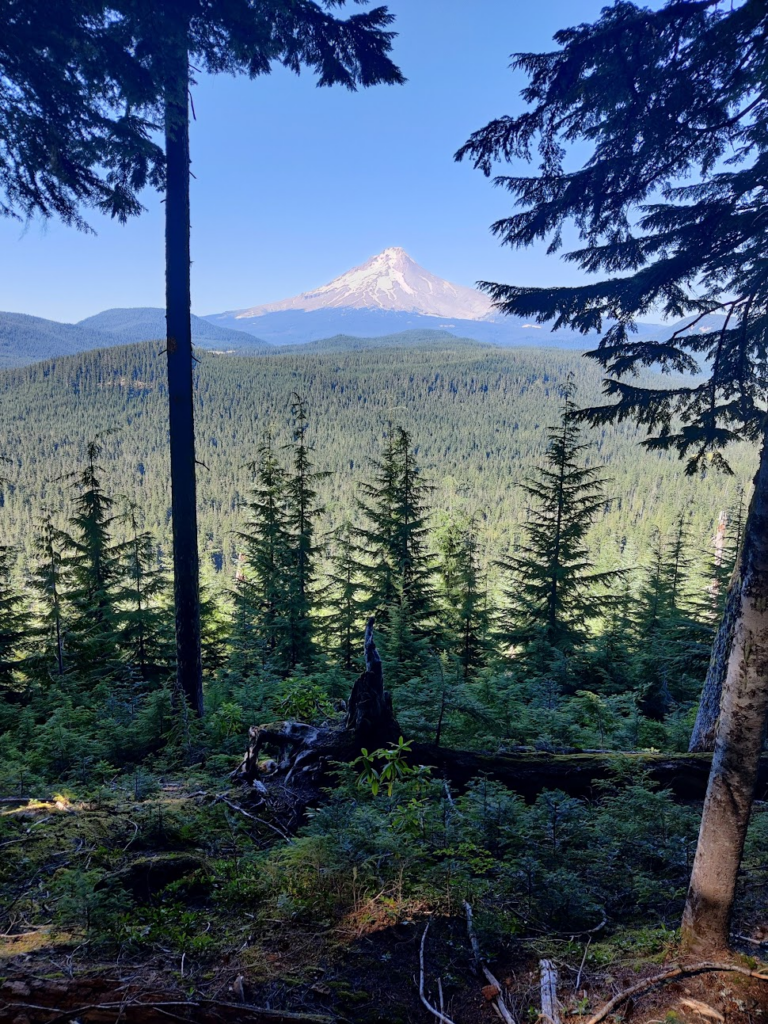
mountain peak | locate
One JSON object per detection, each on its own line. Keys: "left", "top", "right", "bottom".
{"left": 225, "top": 248, "right": 495, "bottom": 321}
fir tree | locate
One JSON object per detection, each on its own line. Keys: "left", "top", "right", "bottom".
{"left": 233, "top": 434, "right": 292, "bottom": 673}
{"left": 29, "top": 510, "right": 68, "bottom": 679}
{"left": 61, "top": 439, "right": 122, "bottom": 679}
{"left": 436, "top": 517, "right": 493, "bottom": 679}
{"left": 115, "top": 500, "right": 171, "bottom": 682}
{"left": 283, "top": 396, "right": 327, "bottom": 671}
{"left": 356, "top": 424, "right": 400, "bottom": 617}
{"left": 0, "top": 460, "right": 25, "bottom": 690}
{"left": 498, "top": 385, "right": 621, "bottom": 674}
{"left": 356, "top": 426, "right": 436, "bottom": 684}
{"left": 321, "top": 522, "right": 366, "bottom": 673}
{"left": 631, "top": 522, "right": 705, "bottom": 715}
{"left": 0, "top": 544, "right": 25, "bottom": 691}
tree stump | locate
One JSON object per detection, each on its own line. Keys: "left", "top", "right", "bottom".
{"left": 231, "top": 619, "right": 402, "bottom": 816}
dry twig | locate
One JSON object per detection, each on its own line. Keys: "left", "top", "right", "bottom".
{"left": 463, "top": 900, "right": 516, "bottom": 1024}
{"left": 419, "top": 920, "right": 459, "bottom": 1024}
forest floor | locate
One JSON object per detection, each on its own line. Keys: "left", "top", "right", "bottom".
{"left": 1, "top": 778, "right": 767, "bottom": 1024}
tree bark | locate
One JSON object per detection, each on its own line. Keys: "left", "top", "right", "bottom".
{"left": 164, "top": 37, "right": 203, "bottom": 717}
{"left": 689, "top": 564, "right": 741, "bottom": 752}
{"left": 681, "top": 432, "right": 768, "bottom": 954}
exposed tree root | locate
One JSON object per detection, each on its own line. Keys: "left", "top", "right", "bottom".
{"left": 585, "top": 962, "right": 768, "bottom": 1024}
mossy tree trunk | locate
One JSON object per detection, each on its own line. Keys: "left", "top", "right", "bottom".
{"left": 681, "top": 433, "right": 768, "bottom": 954}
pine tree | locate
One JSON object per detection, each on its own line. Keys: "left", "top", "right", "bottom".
{"left": 321, "top": 522, "right": 366, "bottom": 673}
{"left": 436, "top": 517, "right": 493, "bottom": 679}
{"left": 498, "top": 386, "right": 621, "bottom": 674}
{"left": 283, "top": 396, "right": 327, "bottom": 671}
{"left": 0, "top": 545, "right": 25, "bottom": 692}
{"left": 631, "top": 522, "right": 705, "bottom": 716}
{"left": 0, "top": 461, "right": 26, "bottom": 691}
{"left": 115, "top": 500, "right": 171, "bottom": 682}
{"left": 233, "top": 434, "right": 292, "bottom": 673}
{"left": 356, "top": 426, "right": 436, "bottom": 685}
{"left": 61, "top": 439, "right": 122, "bottom": 680}
{"left": 356, "top": 424, "right": 400, "bottom": 617}
{"left": 29, "top": 510, "right": 68, "bottom": 679}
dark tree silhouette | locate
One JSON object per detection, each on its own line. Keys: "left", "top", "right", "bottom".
{"left": 0, "top": 0, "right": 163, "bottom": 227}
{"left": 458, "top": 0, "right": 768, "bottom": 954}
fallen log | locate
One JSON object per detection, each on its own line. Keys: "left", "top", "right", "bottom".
{"left": 404, "top": 746, "right": 768, "bottom": 802}
{"left": 539, "top": 960, "right": 560, "bottom": 1024}
{"left": 232, "top": 621, "right": 768, "bottom": 810}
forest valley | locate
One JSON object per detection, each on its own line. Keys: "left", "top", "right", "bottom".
{"left": 3, "top": 0, "right": 768, "bottom": 1020}
{"left": 0, "top": 374, "right": 767, "bottom": 1024}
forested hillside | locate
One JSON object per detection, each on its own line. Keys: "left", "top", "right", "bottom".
{"left": 0, "top": 339, "right": 753, "bottom": 573}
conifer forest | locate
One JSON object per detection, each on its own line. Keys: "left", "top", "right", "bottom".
{"left": 1, "top": 2, "right": 768, "bottom": 1023}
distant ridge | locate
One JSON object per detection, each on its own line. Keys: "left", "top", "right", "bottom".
{"left": 0, "top": 312, "right": 129, "bottom": 370}
{"left": 78, "top": 307, "right": 267, "bottom": 349}
{"left": 0, "top": 307, "right": 267, "bottom": 370}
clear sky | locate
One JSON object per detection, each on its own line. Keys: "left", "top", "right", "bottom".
{"left": 0, "top": 0, "right": 614, "bottom": 324}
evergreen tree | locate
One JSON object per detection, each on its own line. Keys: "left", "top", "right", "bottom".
{"left": 498, "top": 386, "right": 621, "bottom": 675}
{"left": 631, "top": 521, "right": 705, "bottom": 715}
{"left": 233, "top": 434, "right": 292, "bottom": 673}
{"left": 0, "top": 544, "right": 25, "bottom": 692}
{"left": 436, "top": 517, "right": 493, "bottom": 679}
{"left": 356, "top": 426, "right": 436, "bottom": 684}
{"left": 283, "top": 396, "right": 327, "bottom": 670}
{"left": 0, "top": 460, "right": 26, "bottom": 691}
{"left": 29, "top": 510, "right": 68, "bottom": 679}
{"left": 115, "top": 500, "right": 171, "bottom": 682}
{"left": 356, "top": 424, "right": 400, "bottom": 617}
{"left": 61, "top": 439, "right": 122, "bottom": 680}
{"left": 457, "top": 0, "right": 768, "bottom": 952}
{"left": 321, "top": 522, "right": 366, "bottom": 673}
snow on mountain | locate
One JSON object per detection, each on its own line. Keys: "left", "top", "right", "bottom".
{"left": 219, "top": 247, "right": 496, "bottom": 322}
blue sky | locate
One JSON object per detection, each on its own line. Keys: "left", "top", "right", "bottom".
{"left": 0, "top": 0, "right": 613, "bottom": 323}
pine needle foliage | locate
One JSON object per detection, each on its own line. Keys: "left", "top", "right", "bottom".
{"left": 60, "top": 439, "right": 122, "bottom": 678}
{"left": 114, "top": 500, "right": 172, "bottom": 681}
{"left": 456, "top": 0, "right": 768, "bottom": 473}
{"left": 233, "top": 433, "right": 292, "bottom": 674}
{"left": 320, "top": 521, "right": 366, "bottom": 673}
{"left": 498, "top": 385, "right": 622, "bottom": 664}
{"left": 283, "top": 395, "right": 327, "bottom": 671}
{"left": 356, "top": 426, "right": 436, "bottom": 683}
{"left": 436, "top": 516, "right": 493, "bottom": 679}
{"left": 29, "top": 510, "right": 69, "bottom": 679}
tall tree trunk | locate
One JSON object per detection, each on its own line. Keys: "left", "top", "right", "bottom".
{"left": 681, "top": 433, "right": 768, "bottom": 954}
{"left": 164, "top": 39, "right": 203, "bottom": 717}
{"left": 688, "top": 576, "right": 740, "bottom": 752}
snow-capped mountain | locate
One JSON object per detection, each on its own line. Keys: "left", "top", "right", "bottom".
{"left": 214, "top": 247, "right": 496, "bottom": 322}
